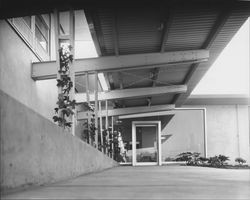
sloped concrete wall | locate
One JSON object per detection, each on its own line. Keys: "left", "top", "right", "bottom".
{"left": 0, "top": 91, "right": 118, "bottom": 192}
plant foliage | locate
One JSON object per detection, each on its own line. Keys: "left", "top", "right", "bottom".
{"left": 53, "top": 45, "right": 75, "bottom": 128}
{"left": 235, "top": 157, "right": 246, "bottom": 165}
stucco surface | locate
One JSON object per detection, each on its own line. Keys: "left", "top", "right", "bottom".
{"left": 0, "top": 91, "right": 118, "bottom": 192}
{"left": 0, "top": 19, "right": 57, "bottom": 121}
{"left": 205, "top": 105, "right": 250, "bottom": 164}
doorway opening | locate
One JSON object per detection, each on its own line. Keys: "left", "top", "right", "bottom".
{"left": 132, "top": 121, "right": 162, "bottom": 166}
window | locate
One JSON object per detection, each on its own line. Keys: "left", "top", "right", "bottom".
{"left": 8, "top": 14, "right": 51, "bottom": 61}
{"left": 22, "top": 16, "right": 31, "bottom": 28}
{"left": 35, "top": 15, "right": 49, "bottom": 52}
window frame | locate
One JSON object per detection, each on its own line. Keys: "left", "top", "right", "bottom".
{"left": 35, "top": 15, "right": 50, "bottom": 53}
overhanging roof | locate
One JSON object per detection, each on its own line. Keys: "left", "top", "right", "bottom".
{"left": 2, "top": 0, "right": 249, "bottom": 110}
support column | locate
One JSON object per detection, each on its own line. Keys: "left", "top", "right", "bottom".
{"left": 54, "top": 9, "right": 75, "bottom": 135}
{"left": 99, "top": 101, "right": 104, "bottom": 152}
{"left": 105, "top": 100, "right": 109, "bottom": 155}
{"left": 85, "top": 72, "right": 91, "bottom": 144}
{"left": 69, "top": 9, "right": 75, "bottom": 136}
{"left": 94, "top": 71, "right": 98, "bottom": 148}
{"left": 111, "top": 116, "right": 114, "bottom": 159}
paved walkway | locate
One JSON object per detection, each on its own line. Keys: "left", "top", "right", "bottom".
{"left": 2, "top": 165, "right": 250, "bottom": 199}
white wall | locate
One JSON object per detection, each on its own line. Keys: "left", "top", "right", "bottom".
{"left": 161, "top": 109, "right": 205, "bottom": 160}
{"left": 204, "top": 105, "right": 250, "bottom": 164}
{"left": 0, "top": 20, "right": 57, "bottom": 121}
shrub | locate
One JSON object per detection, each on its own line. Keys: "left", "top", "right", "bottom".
{"left": 235, "top": 157, "right": 246, "bottom": 165}
{"left": 198, "top": 156, "right": 209, "bottom": 164}
{"left": 164, "top": 157, "right": 175, "bottom": 162}
{"left": 175, "top": 152, "right": 193, "bottom": 164}
{"left": 175, "top": 152, "right": 204, "bottom": 165}
{"left": 208, "top": 155, "right": 229, "bottom": 167}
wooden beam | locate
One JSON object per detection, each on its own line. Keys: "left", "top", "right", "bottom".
{"left": 31, "top": 50, "right": 209, "bottom": 80}
{"left": 84, "top": 9, "right": 103, "bottom": 56}
{"left": 112, "top": 10, "right": 119, "bottom": 56}
{"left": 107, "top": 72, "right": 115, "bottom": 90}
{"left": 75, "top": 85, "right": 187, "bottom": 103}
{"left": 160, "top": 8, "right": 173, "bottom": 53}
{"left": 77, "top": 104, "right": 175, "bottom": 120}
{"left": 118, "top": 110, "right": 175, "bottom": 119}
{"left": 173, "top": 7, "right": 232, "bottom": 106}
{"left": 147, "top": 67, "right": 160, "bottom": 106}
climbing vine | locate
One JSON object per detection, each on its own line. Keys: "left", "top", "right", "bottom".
{"left": 53, "top": 45, "right": 76, "bottom": 128}
{"left": 82, "top": 102, "right": 96, "bottom": 144}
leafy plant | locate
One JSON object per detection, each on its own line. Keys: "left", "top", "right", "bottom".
{"left": 208, "top": 155, "right": 229, "bottom": 167}
{"left": 235, "top": 157, "right": 246, "bottom": 165}
{"left": 175, "top": 152, "right": 193, "bottom": 164}
{"left": 53, "top": 45, "right": 75, "bottom": 128}
{"left": 82, "top": 102, "right": 96, "bottom": 145}
{"left": 175, "top": 152, "right": 209, "bottom": 165}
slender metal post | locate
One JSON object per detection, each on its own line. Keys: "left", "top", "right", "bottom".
{"left": 99, "top": 101, "right": 104, "bottom": 152}
{"left": 54, "top": 9, "right": 62, "bottom": 122}
{"left": 111, "top": 116, "right": 114, "bottom": 159}
{"left": 94, "top": 71, "right": 98, "bottom": 148}
{"left": 105, "top": 100, "right": 109, "bottom": 155}
{"left": 69, "top": 9, "right": 75, "bottom": 136}
{"left": 85, "top": 72, "right": 91, "bottom": 144}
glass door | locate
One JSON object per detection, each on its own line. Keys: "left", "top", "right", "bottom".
{"left": 135, "top": 125, "right": 157, "bottom": 165}
{"left": 132, "top": 121, "right": 162, "bottom": 166}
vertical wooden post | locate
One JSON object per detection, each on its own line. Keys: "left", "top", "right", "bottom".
{"left": 105, "top": 100, "right": 109, "bottom": 155}
{"left": 69, "top": 9, "right": 75, "bottom": 136}
{"left": 94, "top": 71, "right": 98, "bottom": 148}
{"left": 85, "top": 72, "right": 91, "bottom": 144}
{"left": 54, "top": 9, "right": 62, "bottom": 118}
{"left": 99, "top": 101, "right": 103, "bottom": 152}
{"left": 111, "top": 116, "right": 114, "bottom": 159}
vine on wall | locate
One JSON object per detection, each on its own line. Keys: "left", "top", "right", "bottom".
{"left": 53, "top": 45, "right": 76, "bottom": 128}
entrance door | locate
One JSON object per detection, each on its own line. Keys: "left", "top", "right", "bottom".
{"left": 132, "top": 121, "right": 162, "bottom": 166}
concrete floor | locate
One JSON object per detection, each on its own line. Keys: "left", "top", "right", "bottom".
{"left": 2, "top": 165, "right": 250, "bottom": 199}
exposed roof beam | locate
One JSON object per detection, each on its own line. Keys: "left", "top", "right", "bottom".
{"left": 75, "top": 85, "right": 187, "bottom": 103}
{"left": 151, "top": 67, "right": 160, "bottom": 87}
{"left": 117, "top": 72, "right": 125, "bottom": 107}
{"left": 32, "top": 49, "right": 209, "bottom": 80}
{"left": 173, "top": 7, "right": 232, "bottom": 106}
{"left": 103, "top": 73, "right": 111, "bottom": 90}
{"left": 160, "top": 9, "right": 173, "bottom": 53}
{"left": 147, "top": 67, "right": 160, "bottom": 106}
{"left": 84, "top": 9, "right": 103, "bottom": 56}
{"left": 112, "top": 11, "right": 119, "bottom": 56}
{"left": 118, "top": 110, "right": 175, "bottom": 119}
{"left": 107, "top": 72, "right": 115, "bottom": 90}
{"left": 77, "top": 104, "right": 175, "bottom": 120}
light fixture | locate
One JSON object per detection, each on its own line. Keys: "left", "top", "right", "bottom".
{"left": 98, "top": 73, "right": 109, "bottom": 91}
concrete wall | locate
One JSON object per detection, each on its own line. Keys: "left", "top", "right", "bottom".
{"left": 204, "top": 105, "right": 250, "bottom": 164}
{"left": 0, "top": 19, "right": 117, "bottom": 192}
{"left": 161, "top": 109, "right": 205, "bottom": 161}
{"left": 119, "top": 113, "right": 205, "bottom": 162}
{"left": 0, "top": 91, "right": 118, "bottom": 192}
{"left": 0, "top": 20, "right": 57, "bottom": 121}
